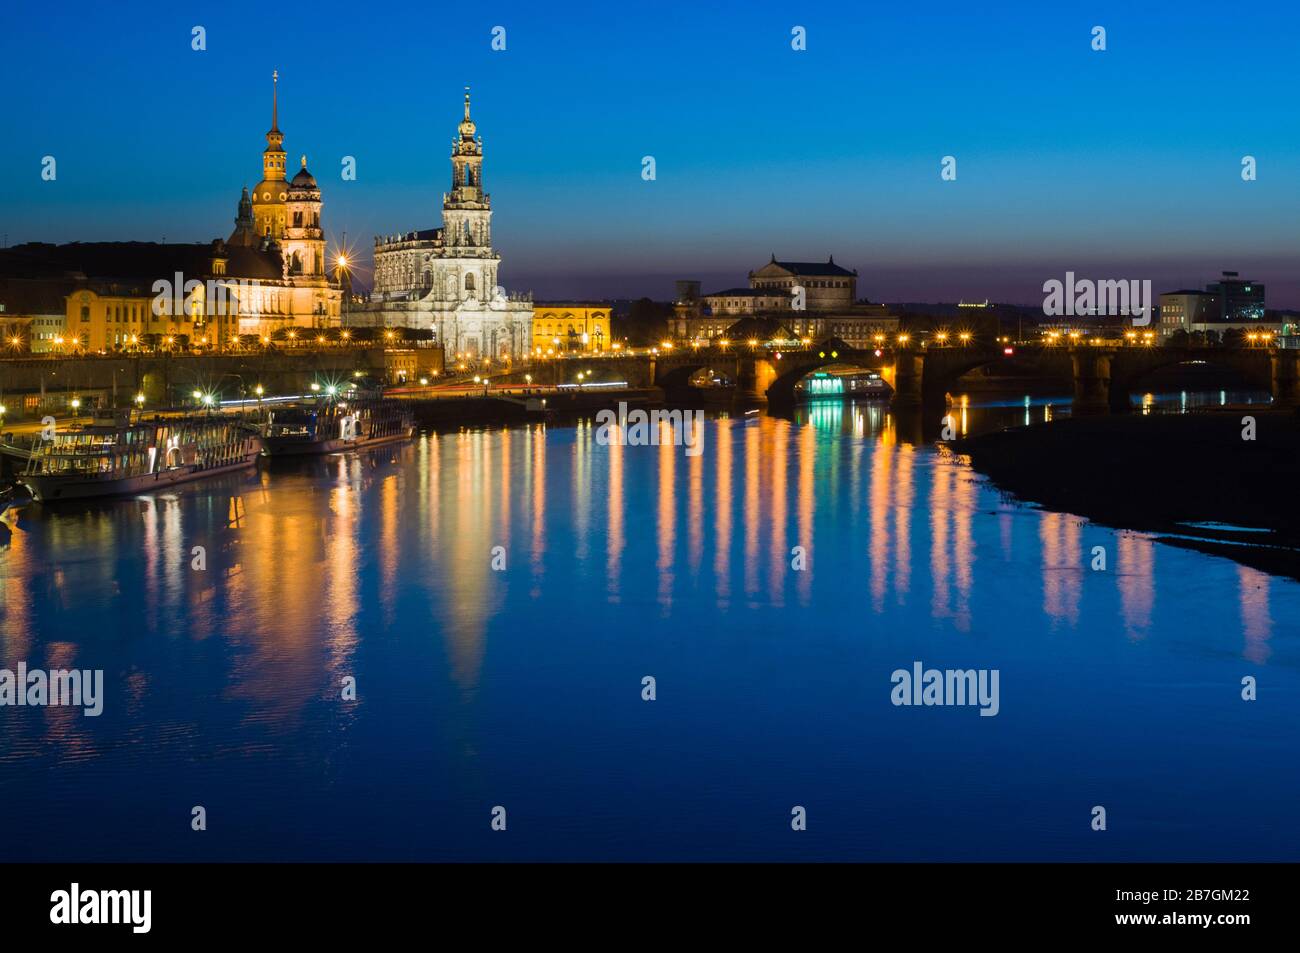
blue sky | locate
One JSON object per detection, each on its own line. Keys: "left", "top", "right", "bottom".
{"left": 2, "top": 0, "right": 1297, "bottom": 304}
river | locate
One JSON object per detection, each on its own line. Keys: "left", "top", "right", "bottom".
{"left": 0, "top": 390, "right": 1296, "bottom": 860}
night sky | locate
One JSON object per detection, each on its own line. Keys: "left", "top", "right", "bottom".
{"left": 2, "top": 0, "right": 1297, "bottom": 304}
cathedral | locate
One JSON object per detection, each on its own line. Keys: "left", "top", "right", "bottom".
{"left": 353, "top": 91, "right": 533, "bottom": 361}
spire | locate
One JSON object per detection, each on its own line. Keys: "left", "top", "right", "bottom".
{"left": 271, "top": 69, "right": 279, "bottom": 132}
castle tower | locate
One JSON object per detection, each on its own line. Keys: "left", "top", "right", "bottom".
{"left": 283, "top": 155, "right": 324, "bottom": 278}
{"left": 251, "top": 70, "right": 288, "bottom": 240}
{"left": 442, "top": 87, "right": 491, "bottom": 256}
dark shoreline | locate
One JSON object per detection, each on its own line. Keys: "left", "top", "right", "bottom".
{"left": 953, "top": 408, "right": 1300, "bottom": 580}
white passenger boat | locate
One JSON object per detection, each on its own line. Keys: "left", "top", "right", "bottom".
{"left": 19, "top": 411, "right": 263, "bottom": 502}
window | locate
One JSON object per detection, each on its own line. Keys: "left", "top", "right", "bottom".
{"left": 81, "top": 306, "right": 90, "bottom": 323}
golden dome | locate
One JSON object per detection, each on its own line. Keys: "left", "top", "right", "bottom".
{"left": 252, "top": 180, "right": 287, "bottom": 204}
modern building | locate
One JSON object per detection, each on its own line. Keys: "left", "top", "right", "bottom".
{"left": 531, "top": 304, "right": 611, "bottom": 354}
{"left": 354, "top": 91, "right": 533, "bottom": 363}
{"left": 1156, "top": 273, "right": 1274, "bottom": 339}
{"left": 1206, "top": 271, "right": 1265, "bottom": 323}
{"left": 1157, "top": 290, "right": 1221, "bottom": 338}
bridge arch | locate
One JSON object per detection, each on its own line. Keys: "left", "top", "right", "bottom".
{"left": 1109, "top": 351, "right": 1273, "bottom": 410}
{"left": 919, "top": 348, "right": 1075, "bottom": 403}
{"left": 766, "top": 356, "right": 890, "bottom": 404}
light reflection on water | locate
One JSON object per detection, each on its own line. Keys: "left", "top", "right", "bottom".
{"left": 0, "top": 392, "right": 1296, "bottom": 861}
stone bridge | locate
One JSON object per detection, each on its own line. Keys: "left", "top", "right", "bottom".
{"left": 511, "top": 339, "right": 1297, "bottom": 413}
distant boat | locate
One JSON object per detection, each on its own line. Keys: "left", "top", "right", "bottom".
{"left": 262, "top": 398, "right": 415, "bottom": 456}
{"left": 19, "top": 411, "right": 263, "bottom": 503}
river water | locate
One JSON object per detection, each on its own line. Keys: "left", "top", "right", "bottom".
{"left": 1, "top": 391, "right": 1296, "bottom": 860}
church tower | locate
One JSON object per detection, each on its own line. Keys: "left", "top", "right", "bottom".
{"left": 283, "top": 155, "right": 324, "bottom": 278}
{"left": 252, "top": 70, "right": 288, "bottom": 241}
{"left": 442, "top": 88, "right": 491, "bottom": 255}
{"left": 228, "top": 186, "right": 256, "bottom": 247}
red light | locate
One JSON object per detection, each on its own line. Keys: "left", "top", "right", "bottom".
{"left": 1003, "top": 347, "right": 1014, "bottom": 356}
{"left": 874, "top": 349, "right": 882, "bottom": 357}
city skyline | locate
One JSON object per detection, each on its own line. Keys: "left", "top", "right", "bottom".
{"left": 3, "top": 0, "right": 1298, "bottom": 305}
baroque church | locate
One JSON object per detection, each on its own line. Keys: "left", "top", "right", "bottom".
{"left": 353, "top": 90, "right": 533, "bottom": 361}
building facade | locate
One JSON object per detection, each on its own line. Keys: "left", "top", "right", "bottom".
{"left": 531, "top": 305, "right": 611, "bottom": 353}
{"left": 674, "top": 256, "right": 897, "bottom": 347}
{"left": 747, "top": 257, "right": 857, "bottom": 310}
{"left": 355, "top": 91, "right": 533, "bottom": 363}
{"left": 0, "top": 279, "right": 66, "bottom": 353}
{"left": 1158, "top": 291, "right": 1221, "bottom": 338}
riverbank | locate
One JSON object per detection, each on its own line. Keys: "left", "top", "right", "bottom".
{"left": 954, "top": 408, "right": 1300, "bottom": 578}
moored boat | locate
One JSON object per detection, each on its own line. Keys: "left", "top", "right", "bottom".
{"left": 263, "top": 398, "right": 415, "bottom": 456}
{"left": 19, "top": 411, "right": 263, "bottom": 502}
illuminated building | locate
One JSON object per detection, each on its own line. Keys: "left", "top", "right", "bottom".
{"left": 1158, "top": 291, "right": 1220, "bottom": 338}
{"left": 674, "top": 256, "right": 897, "bottom": 346}
{"left": 0, "top": 279, "right": 65, "bottom": 352}
{"left": 358, "top": 91, "right": 533, "bottom": 362}
{"left": 531, "top": 305, "right": 611, "bottom": 352}
{"left": 0, "top": 72, "right": 341, "bottom": 349}
{"left": 223, "top": 71, "right": 341, "bottom": 331}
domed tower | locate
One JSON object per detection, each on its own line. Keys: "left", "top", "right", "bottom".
{"left": 443, "top": 87, "right": 491, "bottom": 255}
{"left": 251, "top": 70, "right": 289, "bottom": 240}
{"left": 284, "top": 156, "right": 324, "bottom": 278}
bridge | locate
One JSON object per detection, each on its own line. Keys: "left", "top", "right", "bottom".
{"left": 504, "top": 339, "right": 1300, "bottom": 413}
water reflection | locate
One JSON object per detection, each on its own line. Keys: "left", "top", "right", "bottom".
{"left": 0, "top": 393, "right": 1295, "bottom": 860}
